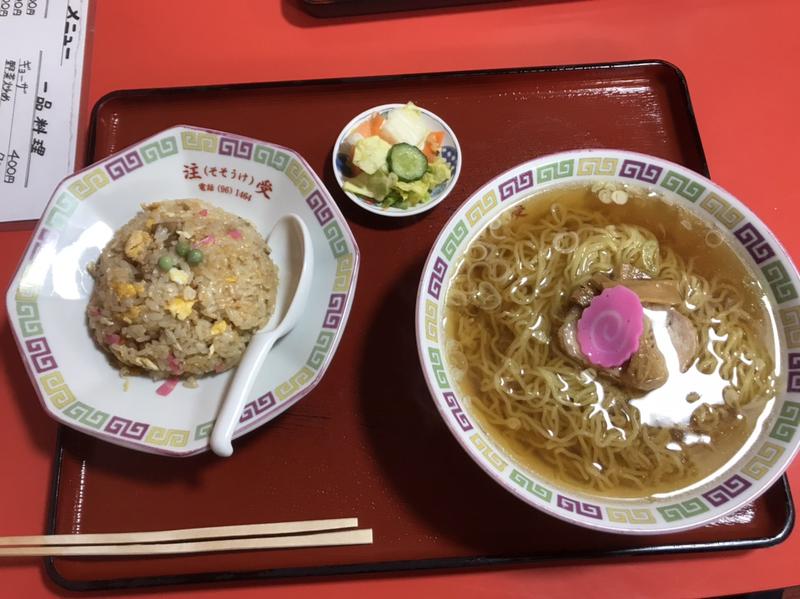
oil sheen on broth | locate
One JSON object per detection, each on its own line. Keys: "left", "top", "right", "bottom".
{"left": 444, "top": 183, "right": 779, "bottom": 499}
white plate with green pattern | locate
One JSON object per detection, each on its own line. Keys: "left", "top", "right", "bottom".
{"left": 6, "top": 125, "right": 359, "bottom": 456}
{"left": 416, "top": 149, "right": 800, "bottom": 533}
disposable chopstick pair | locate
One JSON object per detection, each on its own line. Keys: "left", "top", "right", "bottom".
{"left": 0, "top": 517, "right": 373, "bottom": 557}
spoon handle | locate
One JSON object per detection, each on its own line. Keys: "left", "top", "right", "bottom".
{"left": 210, "top": 333, "right": 279, "bottom": 457}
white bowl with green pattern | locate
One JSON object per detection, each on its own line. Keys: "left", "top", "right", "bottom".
{"left": 416, "top": 149, "right": 800, "bottom": 533}
{"left": 7, "top": 125, "right": 359, "bottom": 456}
{"left": 332, "top": 103, "right": 461, "bottom": 217}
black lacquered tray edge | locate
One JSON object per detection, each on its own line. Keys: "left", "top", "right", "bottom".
{"left": 45, "top": 59, "right": 793, "bottom": 591}
{"left": 44, "top": 447, "right": 795, "bottom": 592}
{"left": 299, "top": 0, "right": 513, "bottom": 20}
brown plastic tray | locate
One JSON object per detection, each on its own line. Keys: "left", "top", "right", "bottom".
{"left": 46, "top": 61, "right": 793, "bottom": 590}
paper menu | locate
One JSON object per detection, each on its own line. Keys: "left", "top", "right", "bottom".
{"left": 0, "top": 0, "right": 88, "bottom": 222}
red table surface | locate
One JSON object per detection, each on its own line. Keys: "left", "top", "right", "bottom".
{"left": 1, "top": 0, "right": 798, "bottom": 597}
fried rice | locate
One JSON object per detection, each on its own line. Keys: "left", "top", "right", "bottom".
{"left": 87, "top": 199, "right": 278, "bottom": 379}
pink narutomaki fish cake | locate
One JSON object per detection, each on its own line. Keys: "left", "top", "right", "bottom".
{"left": 577, "top": 286, "right": 644, "bottom": 368}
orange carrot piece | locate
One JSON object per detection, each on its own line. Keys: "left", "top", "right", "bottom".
{"left": 355, "top": 121, "right": 371, "bottom": 137}
{"left": 423, "top": 131, "right": 445, "bottom": 162}
{"left": 427, "top": 131, "right": 444, "bottom": 151}
{"left": 369, "top": 113, "right": 386, "bottom": 136}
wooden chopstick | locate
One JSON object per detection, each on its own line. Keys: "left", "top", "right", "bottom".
{"left": 0, "top": 517, "right": 358, "bottom": 547}
{"left": 0, "top": 529, "right": 373, "bottom": 557}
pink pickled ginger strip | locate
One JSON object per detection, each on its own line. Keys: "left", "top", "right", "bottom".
{"left": 577, "top": 286, "right": 644, "bottom": 368}
{"left": 167, "top": 353, "right": 184, "bottom": 376}
{"left": 104, "top": 333, "right": 121, "bottom": 346}
{"left": 227, "top": 229, "right": 242, "bottom": 240}
{"left": 196, "top": 235, "right": 215, "bottom": 247}
{"left": 156, "top": 378, "right": 179, "bottom": 397}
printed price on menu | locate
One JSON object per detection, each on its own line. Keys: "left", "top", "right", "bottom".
{"left": 0, "top": 0, "right": 88, "bottom": 221}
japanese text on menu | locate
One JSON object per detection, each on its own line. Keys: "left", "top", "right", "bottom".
{"left": 0, "top": 0, "right": 87, "bottom": 221}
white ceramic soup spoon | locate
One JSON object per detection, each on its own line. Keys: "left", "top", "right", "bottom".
{"left": 210, "top": 214, "right": 314, "bottom": 457}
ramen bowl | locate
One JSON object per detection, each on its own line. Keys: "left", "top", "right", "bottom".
{"left": 416, "top": 149, "right": 800, "bottom": 534}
